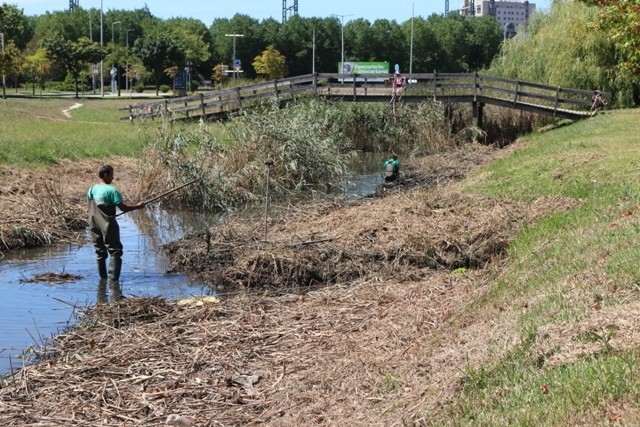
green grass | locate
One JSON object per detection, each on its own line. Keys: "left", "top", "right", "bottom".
{"left": 446, "top": 109, "right": 640, "bottom": 426}
{"left": 0, "top": 98, "right": 155, "bottom": 166}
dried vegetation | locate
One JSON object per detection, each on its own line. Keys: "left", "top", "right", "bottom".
{"left": 0, "top": 142, "right": 583, "bottom": 426}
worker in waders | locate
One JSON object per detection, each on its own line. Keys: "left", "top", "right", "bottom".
{"left": 383, "top": 155, "right": 400, "bottom": 182}
{"left": 87, "top": 165, "right": 145, "bottom": 284}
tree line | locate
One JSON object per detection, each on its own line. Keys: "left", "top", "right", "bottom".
{"left": 0, "top": 3, "right": 504, "bottom": 97}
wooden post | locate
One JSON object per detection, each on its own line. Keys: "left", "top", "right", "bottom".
{"left": 353, "top": 74, "right": 357, "bottom": 101}
{"left": 200, "top": 93, "right": 206, "bottom": 117}
{"left": 513, "top": 81, "right": 520, "bottom": 105}
{"left": 313, "top": 72, "right": 318, "bottom": 96}
{"left": 236, "top": 87, "right": 243, "bottom": 114}
{"left": 473, "top": 72, "right": 478, "bottom": 102}
{"left": 554, "top": 87, "right": 560, "bottom": 116}
{"left": 433, "top": 70, "right": 438, "bottom": 101}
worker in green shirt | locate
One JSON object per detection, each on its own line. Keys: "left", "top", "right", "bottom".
{"left": 383, "top": 155, "right": 400, "bottom": 182}
{"left": 87, "top": 165, "right": 145, "bottom": 283}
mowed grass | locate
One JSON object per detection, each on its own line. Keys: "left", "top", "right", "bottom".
{"left": 447, "top": 109, "right": 640, "bottom": 426}
{"left": 0, "top": 98, "right": 154, "bottom": 166}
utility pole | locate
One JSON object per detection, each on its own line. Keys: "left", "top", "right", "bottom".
{"left": 331, "top": 13, "right": 353, "bottom": 79}
{"left": 410, "top": 2, "right": 414, "bottom": 74}
{"left": 90, "top": 13, "right": 96, "bottom": 94}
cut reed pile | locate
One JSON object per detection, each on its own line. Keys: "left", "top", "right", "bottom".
{"left": 0, "top": 143, "right": 581, "bottom": 426}
{"left": 164, "top": 144, "right": 554, "bottom": 290}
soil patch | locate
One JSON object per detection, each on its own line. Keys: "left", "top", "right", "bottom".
{"left": 19, "top": 271, "right": 82, "bottom": 284}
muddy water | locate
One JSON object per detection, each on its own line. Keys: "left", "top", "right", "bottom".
{"left": 0, "top": 154, "right": 387, "bottom": 376}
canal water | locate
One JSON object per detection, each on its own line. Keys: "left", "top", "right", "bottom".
{"left": 0, "top": 161, "right": 387, "bottom": 376}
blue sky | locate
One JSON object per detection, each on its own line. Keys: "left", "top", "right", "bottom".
{"left": 18, "top": 0, "right": 551, "bottom": 25}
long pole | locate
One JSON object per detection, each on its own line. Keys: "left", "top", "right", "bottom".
{"left": 264, "top": 161, "right": 274, "bottom": 242}
{"left": 312, "top": 27, "right": 315, "bottom": 74}
{"left": 410, "top": 2, "right": 414, "bottom": 74}
{"left": 111, "top": 21, "right": 121, "bottom": 94}
{"left": 100, "top": 0, "right": 103, "bottom": 97}
{"left": 115, "top": 178, "right": 200, "bottom": 217}
{"left": 331, "top": 14, "right": 352, "bottom": 81}
{"left": 0, "top": 33, "right": 5, "bottom": 100}
{"left": 90, "top": 14, "right": 95, "bottom": 94}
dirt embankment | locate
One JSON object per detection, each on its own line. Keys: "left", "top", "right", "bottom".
{"left": 0, "top": 145, "right": 581, "bottom": 426}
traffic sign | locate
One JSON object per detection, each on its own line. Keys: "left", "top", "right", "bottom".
{"left": 234, "top": 59, "right": 241, "bottom": 71}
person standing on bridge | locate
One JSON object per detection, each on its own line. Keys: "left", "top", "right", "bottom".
{"left": 87, "top": 165, "right": 145, "bottom": 283}
{"left": 390, "top": 71, "right": 406, "bottom": 104}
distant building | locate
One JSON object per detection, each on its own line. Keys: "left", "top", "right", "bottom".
{"left": 474, "top": 0, "right": 536, "bottom": 31}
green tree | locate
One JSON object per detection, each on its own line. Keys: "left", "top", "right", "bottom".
{"left": 576, "top": 0, "right": 640, "bottom": 75}
{"left": 253, "top": 45, "right": 287, "bottom": 79}
{"left": 489, "top": 1, "right": 634, "bottom": 105}
{"left": 22, "top": 47, "right": 51, "bottom": 96}
{"left": 166, "top": 17, "right": 212, "bottom": 78}
{"left": 0, "top": 3, "right": 34, "bottom": 49}
{"left": 44, "top": 35, "right": 104, "bottom": 98}
{"left": 133, "top": 28, "right": 183, "bottom": 95}
{"left": 0, "top": 38, "right": 19, "bottom": 98}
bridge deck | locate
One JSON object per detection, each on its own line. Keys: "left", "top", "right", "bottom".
{"left": 122, "top": 73, "right": 607, "bottom": 122}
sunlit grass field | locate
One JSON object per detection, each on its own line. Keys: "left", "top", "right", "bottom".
{"left": 0, "top": 98, "right": 154, "bottom": 166}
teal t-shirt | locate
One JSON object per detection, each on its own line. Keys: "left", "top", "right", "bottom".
{"left": 87, "top": 184, "right": 123, "bottom": 206}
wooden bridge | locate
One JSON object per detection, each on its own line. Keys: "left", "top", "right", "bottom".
{"left": 122, "top": 73, "right": 610, "bottom": 125}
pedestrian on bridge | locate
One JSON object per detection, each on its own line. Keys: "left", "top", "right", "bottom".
{"left": 390, "top": 71, "right": 406, "bottom": 104}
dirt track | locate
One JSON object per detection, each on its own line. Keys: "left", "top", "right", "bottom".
{"left": 0, "top": 145, "right": 581, "bottom": 425}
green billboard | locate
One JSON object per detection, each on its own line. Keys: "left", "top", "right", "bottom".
{"left": 339, "top": 62, "right": 390, "bottom": 74}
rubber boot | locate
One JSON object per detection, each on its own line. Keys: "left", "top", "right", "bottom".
{"left": 97, "top": 258, "right": 108, "bottom": 280}
{"left": 108, "top": 256, "right": 122, "bottom": 282}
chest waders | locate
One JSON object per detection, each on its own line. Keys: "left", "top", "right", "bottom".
{"left": 89, "top": 200, "right": 123, "bottom": 281}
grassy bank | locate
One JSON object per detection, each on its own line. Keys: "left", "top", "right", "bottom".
{"left": 448, "top": 109, "right": 640, "bottom": 425}
{"left": 0, "top": 98, "right": 152, "bottom": 166}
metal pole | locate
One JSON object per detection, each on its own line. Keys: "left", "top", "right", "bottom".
{"left": 312, "top": 28, "right": 315, "bottom": 74}
{"left": 264, "top": 160, "right": 274, "bottom": 242}
{"left": 0, "top": 33, "right": 5, "bottom": 100}
{"left": 111, "top": 21, "right": 121, "bottom": 94}
{"left": 100, "top": 0, "right": 103, "bottom": 97}
{"left": 225, "top": 34, "right": 244, "bottom": 80}
{"left": 90, "top": 14, "right": 96, "bottom": 94}
{"left": 331, "top": 14, "right": 352, "bottom": 81}
{"left": 410, "top": 2, "right": 414, "bottom": 74}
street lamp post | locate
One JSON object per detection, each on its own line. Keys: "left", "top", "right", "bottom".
{"left": 125, "top": 29, "right": 133, "bottom": 92}
{"left": 100, "top": 0, "right": 103, "bottom": 96}
{"left": 111, "top": 21, "right": 121, "bottom": 94}
{"left": 224, "top": 33, "right": 244, "bottom": 80}
{"left": 89, "top": 13, "right": 96, "bottom": 93}
{"left": 0, "top": 32, "right": 6, "bottom": 100}
{"left": 331, "top": 14, "right": 352, "bottom": 80}
{"left": 409, "top": 2, "right": 414, "bottom": 74}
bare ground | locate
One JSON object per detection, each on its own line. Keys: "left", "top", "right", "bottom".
{"left": 0, "top": 144, "right": 583, "bottom": 426}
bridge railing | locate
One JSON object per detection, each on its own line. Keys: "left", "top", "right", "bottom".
{"left": 121, "top": 72, "right": 609, "bottom": 121}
